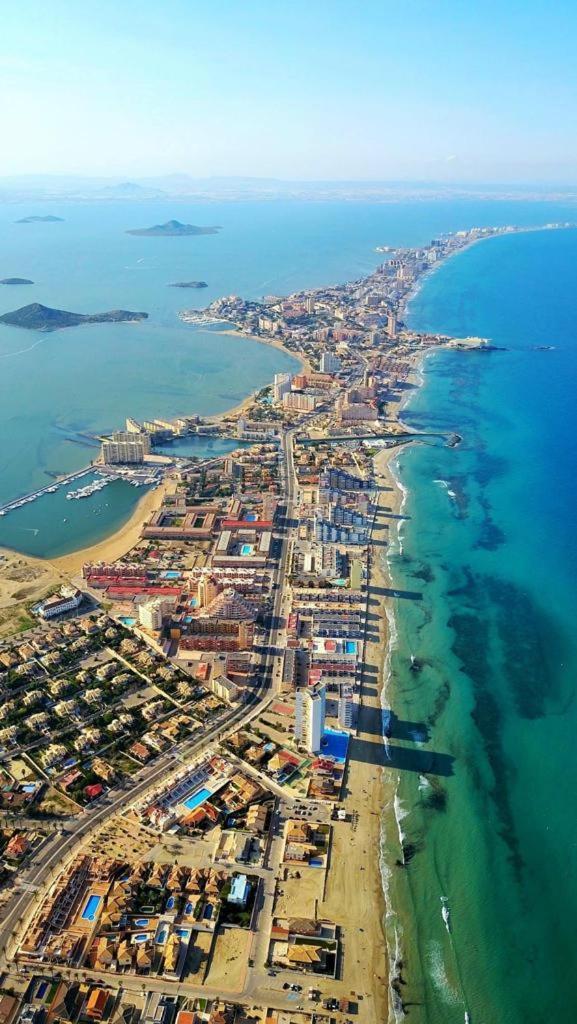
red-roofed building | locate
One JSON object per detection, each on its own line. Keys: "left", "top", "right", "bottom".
{"left": 85, "top": 783, "right": 104, "bottom": 800}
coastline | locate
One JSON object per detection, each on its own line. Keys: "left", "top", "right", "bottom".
{"left": 399, "top": 222, "right": 569, "bottom": 323}
{"left": 215, "top": 326, "right": 311, "bottom": 378}
{"left": 368, "top": 350, "right": 433, "bottom": 1021}
{"left": 49, "top": 477, "right": 173, "bottom": 577}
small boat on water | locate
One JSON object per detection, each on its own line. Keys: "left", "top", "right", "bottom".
{"left": 441, "top": 896, "right": 451, "bottom": 932}
{"left": 464, "top": 1013, "right": 471, "bottom": 1023}
{"left": 410, "top": 654, "right": 422, "bottom": 673}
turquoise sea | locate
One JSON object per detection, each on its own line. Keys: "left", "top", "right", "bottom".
{"left": 1, "top": 197, "right": 577, "bottom": 1016}
{"left": 383, "top": 227, "right": 577, "bottom": 1022}
{"left": 2, "top": 197, "right": 577, "bottom": 558}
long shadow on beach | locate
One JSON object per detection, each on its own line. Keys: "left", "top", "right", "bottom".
{"left": 349, "top": 735, "right": 454, "bottom": 777}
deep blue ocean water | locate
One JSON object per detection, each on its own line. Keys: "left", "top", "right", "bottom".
{"left": 382, "top": 227, "right": 577, "bottom": 1022}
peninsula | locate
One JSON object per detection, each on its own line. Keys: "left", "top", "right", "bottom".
{"left": 15, "top": 215, "right": 64, "bottom": 223}
{"left": 0, "top": 302, "right": 148, "bottom": 332}
{"left": 126, "top": 219, "right": 220, "bottom": 236}
{"left": 0, "top": 277, "right": 34, "bottom": 285}
{"left": 168, "top": 279, "right": 208, "bottom": 288}
{"left": 0, "top": 221, "right": 571, "bottom": 1024}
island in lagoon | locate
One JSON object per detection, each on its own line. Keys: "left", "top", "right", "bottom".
{"left": 126, "top": 219, "right": 220, "bottom": 236}
{"left": 0, "top": 277, "right": 34, "bottom": 285}
{"left": 15, "top": 215, "right": 65, "bottom": 223}
{"left": 0, "top": 302, "right": 148, "bottom": 332}
{"left": 168, "top": 280, "right": 208, "bottom": 288}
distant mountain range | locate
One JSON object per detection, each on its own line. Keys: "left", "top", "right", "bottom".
{"left": 0, "top": 175, "right": 576, "bottom": 204}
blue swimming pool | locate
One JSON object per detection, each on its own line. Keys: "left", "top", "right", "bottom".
{"left": 81, "top": 893, "right": 102, "bottom": 922}
{"left": 162, "top": 570, "right": 181, "bottom": 579}
{"left": 345, "top": 640, "right": 357, "bottom": 654}
{"left": 183, "top": 786, "right": 211, "bottom": 810}
{"left": 185, "top": 901, "right": 193, "bottom": 915}
{"left": 134, "top": 917, "right": 149, "bottom": 926}
{"left": 134, "top": 933, "right": 150, "bottom": 942}
{"left": 240, "top": 543, "right": 254, "bottom": 555}
{"left": 320, "top": 728, "right": 349, "bottom": 763}
{"left": 156, "top": 926, "right": 169, "bottom": 944}
{"left": 166, "top": 896, "right": 175, "bottom": 910}
{"left": 119, "top": 616, "right": 136, "bottom": 626}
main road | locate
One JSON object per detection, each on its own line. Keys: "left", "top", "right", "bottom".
{"left": 0, "top": 428, "right": 298, "bottom": 974}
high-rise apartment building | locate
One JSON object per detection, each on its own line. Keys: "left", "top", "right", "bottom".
{"left": 295, "top": 681, "right": 326, "bottom": 753}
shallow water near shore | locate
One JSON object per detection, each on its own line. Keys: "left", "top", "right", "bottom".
{"left": 383, "top": 228, "right": 577, "bottom": 1022}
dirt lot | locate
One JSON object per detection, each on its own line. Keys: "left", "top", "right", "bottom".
{"left": 185, "top": 929, "right": 213, "bottom": 982}
{"left": 274, "top": 868, "right": 324, "bottom": 918}
{"left": 204, "top": 925, "right": 249, "bottom": 991}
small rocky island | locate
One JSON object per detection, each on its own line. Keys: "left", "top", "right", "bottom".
{"left": 0, "top": 278, "right": 34, "bottom": 285}
{"left": 16, "top": 215, "right": 65, "bottom": 224}
{"left": 169, "top": 280, "right": 208, "bottom": 288}
{"left": 126, "top": 219, "right": 220, "bottom": 237}
{"left": 0, "top": 303, "right": 148, "bottom": 332}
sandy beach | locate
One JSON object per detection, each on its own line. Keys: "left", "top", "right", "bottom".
{"left": 51, "top": 477, "right": 173, "bottom": 577}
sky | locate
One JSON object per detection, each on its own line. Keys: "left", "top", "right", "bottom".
{"left": 1, "top": 0, "right": 576, "bottom": 184}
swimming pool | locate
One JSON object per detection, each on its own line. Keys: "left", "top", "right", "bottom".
{"left": 119, "top": 616, "right": 136, "bottom": 626}
{"left": 184, "top": 901, "right": 193, "bottom": 915}
{"left": 183, "top": 786, "right": 211, "bottom": 810}
{"left": 166, "top": 896, "right": 175, "bottom": 910}
{"left": 81, "top": 893, "right": 102, "bottom": 922}
{"left": 133, "top": 933, "right": 150, "bottom": 943}
{"left": 320, "top": 727, "right": 349, "bottom": 763}
{"left": 134, "top": 917, "right": 149, "bottom": 926}
{"left": 345, "top": 640, "right": 357, "bottom": 654}
{"left": 162, "top": 570, "right": 181, "bottom": 579}
{"left": 175, "top": 927, "right": 190, "bottom": 939}
{"left": 240, "top": 543, "right": 254, "bottom": 556}
{"left": 155, "top": 926, "right": 169, "bottom": 944}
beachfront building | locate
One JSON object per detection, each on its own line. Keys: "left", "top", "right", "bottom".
{"left": 101, "top": 431, "right": 151, "bottom": 465}
{"left": 273, "top": 372, "right": 293, "bottom": 403}
{"left": 295, "top": 682, "right": 326, "bottom": 754}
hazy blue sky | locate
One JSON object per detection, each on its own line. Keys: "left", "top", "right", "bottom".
{"left": 1, "top": 0, "right": 576, "bottom": 183}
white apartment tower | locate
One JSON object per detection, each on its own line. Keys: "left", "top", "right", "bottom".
{"left": 295, "top": 682, "right": 326, "bottom": 754}
{"left": 319, "top": 351, "right": 341, "bottom": 374}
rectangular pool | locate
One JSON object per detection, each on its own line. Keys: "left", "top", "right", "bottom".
{"left": 183, "top": 786, "right": 211, "bottom": 811}
{"left": 345, "top": 640, "right": 357, "bottom": 654}
{"left": 320, "top": 728, "right": 349, "bottom": 764}
{"left": 81, "top": 893, "right": 102, "bottom": 922}
{"left": 240, "top": 543, "right": 254, "bottom": 556}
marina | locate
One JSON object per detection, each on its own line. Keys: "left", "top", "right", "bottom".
{"left": 0, "top": 467, "right": 93, "bottom": 516}
{"left": 0, "top": 467, "right": 163, "bottom": 516}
